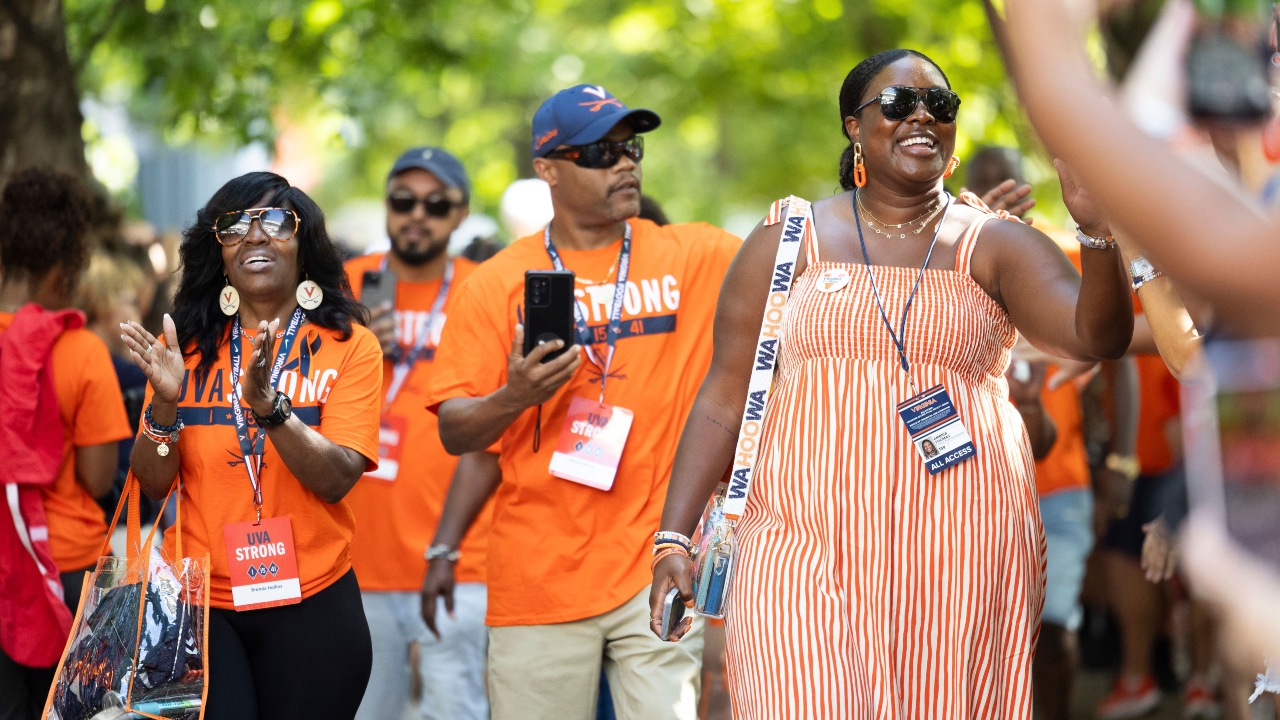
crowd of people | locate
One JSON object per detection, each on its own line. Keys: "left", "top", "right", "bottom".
{"left": 1, "top": 0, "right": 1280, "bottom": 718}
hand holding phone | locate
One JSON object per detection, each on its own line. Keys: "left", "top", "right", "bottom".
{"left": 660, "top": 587, "right": 688, "bottom": 642}
{"left": 501, "top": 324, "right": 582, "bottom": 412}
{"left": 361, "top": 270, "right": 398, "bottom": 357}
{"left": 523, "top": 270, "right": 576, "bottom": 361}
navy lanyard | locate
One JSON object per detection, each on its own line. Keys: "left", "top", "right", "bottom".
{"left": 852, "top": 190, "right": 952, "bottom": 392}
{"left": 379, "top": 257, "right": 454, "bottom": 405}
{"left": 542, "top": 222, "right": 631, "bottom": 400}
{"left": 229, "top": 307, "right": 304, "bottom": 521}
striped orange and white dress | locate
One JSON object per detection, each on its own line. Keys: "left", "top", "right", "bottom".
{"left": 727, "top": 194, "right": 1046, "bottom": 719}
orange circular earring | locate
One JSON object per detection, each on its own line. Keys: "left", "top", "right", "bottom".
{"left": 943, "top": 156, "right": 961, "bottom": 179}
{"left": 853, "top": 142, "right": 867, "bottom": 188}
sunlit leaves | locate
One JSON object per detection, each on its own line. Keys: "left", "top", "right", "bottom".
{"left": 67, "top": 0, "right": 1067, "bottom": 229}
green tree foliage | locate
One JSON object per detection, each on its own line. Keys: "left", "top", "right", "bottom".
{"left": 68, "top": 0, "right": 1059, "bottom": 228}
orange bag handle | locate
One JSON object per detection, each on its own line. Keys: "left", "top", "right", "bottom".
{"left": 101, "top": 472, "right": 183, "bottom": 565}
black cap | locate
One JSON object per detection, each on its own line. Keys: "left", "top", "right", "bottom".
{"left": 387, "top": 147, "right": 471, "bottom": 204}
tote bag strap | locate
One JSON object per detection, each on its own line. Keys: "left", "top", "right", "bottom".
{"left": 721, "top": 196, "right": 812, "bottom": 520}
{"left": 100, "top": 472, "right": 183, "bottom": 564}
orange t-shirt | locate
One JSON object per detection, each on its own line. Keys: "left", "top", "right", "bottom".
{"left": 1129, "top": 294, "right": 1182, "bottom": 476}
{"left": 0, "top": 312, "right": 131, "bottom": 572}
{"left": 150, "top": 321, "right": 383, "bottom": 610}
{"left": 1135, "top": 353, "right": 1180, "bottom": 476}
{"left": 343, "top": 254, "right": 493, "bottom": 590}
{"left": 1032, "top": 369, "right": 1091, "bottom": 497}
{"left": 425, "top": 219, "right": 741, "bottom": 626}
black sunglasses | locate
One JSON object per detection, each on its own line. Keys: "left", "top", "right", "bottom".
{"left": 213, "top": 207, "right": 299, "bottom": 246}
{"left": 854, "top": 86, "right": 961, "bottom": 124}
{"left": 545, "top": 136, "right": 644, "bottom": 169}
{"left": 387, "top": 194, "right": 461, "bottom": 217}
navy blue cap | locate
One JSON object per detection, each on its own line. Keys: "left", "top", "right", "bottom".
{"left": 387, "top": 146, "right": 471, "bottom": 204}
{"left": 531, "top": 84, "right": 661, "bottom": 158}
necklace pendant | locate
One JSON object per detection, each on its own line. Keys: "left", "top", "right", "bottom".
{"left": 899, "top": 233, "right": 907, "bottom": 239}
{"left": 157, "top": 442, "right": 170, "bottom": 457}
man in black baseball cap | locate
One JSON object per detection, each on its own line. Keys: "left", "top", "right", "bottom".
{"left": 425, "top": 84, "right": 743, "bottom": 719}
{"left": 344, "top": 146, "right": 497, "bottom": 720}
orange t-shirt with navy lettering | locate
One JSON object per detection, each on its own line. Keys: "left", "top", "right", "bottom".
{"left": 149, "top": 321, "right": 382, "bottom": 610}
{"left": 0, "top": 312, "right": 131, "bottom": 572}
{"left": 343, "top": 254, "right": 493, "bottom": 590}
{"left": 425, "top": 218, "right": 741, "bottom": 626}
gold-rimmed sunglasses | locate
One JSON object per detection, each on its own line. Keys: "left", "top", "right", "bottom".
{"left": 213, "top": 207, "right": 299, "bottom": 247}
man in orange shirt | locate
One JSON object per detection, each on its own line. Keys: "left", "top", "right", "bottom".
{"left": 344, "top": 148, "right": 497, "bottom": 720}
{"left": 0, "top": 169, "right": 130, "bottom": 720}
{"left": 424, "top": 85, "right": 740, "bottom": 719}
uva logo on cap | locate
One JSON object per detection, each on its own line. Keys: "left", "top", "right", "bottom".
{"left": 421, "top": 149, "right": 434, "bottom": 160}
{"left": 582, "top": 86, "right": 608, "bottom": 99}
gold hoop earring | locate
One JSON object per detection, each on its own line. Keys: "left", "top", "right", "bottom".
{"left": 853, "top": 142, "right": 867, "bottom": 188}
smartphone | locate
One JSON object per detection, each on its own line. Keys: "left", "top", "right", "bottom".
{"left": 1183, "top": 337, "right": 1280, "bottom": 572}
{"left": 360, "top": 269, "right": 398, "bottom": 311}
{"left": 1186, "top": 0, "right": 1272, "bottom": 122}
{"left": 660, "top": 587, "right": 687, "bottom": 641}
{"left": 523, "top": 270, "right": 576, "bottom": 362}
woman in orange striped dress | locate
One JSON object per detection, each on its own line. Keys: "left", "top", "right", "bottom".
{"left": 649, "top": 50, "right": 1135, "bottom": 718}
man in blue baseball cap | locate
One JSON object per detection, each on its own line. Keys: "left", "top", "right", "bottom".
{"left": 344, "top": 146, "right": 498, "bottom": 720}
{"left": 423, "top": 84, "right": 742, "bottom": 719}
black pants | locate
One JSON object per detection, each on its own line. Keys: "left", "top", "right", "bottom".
{"left": 0, "top": 565, "right": 94, "bottom": 720}
{"left": 207, "top": 569, "right": 372, "bottom": 720}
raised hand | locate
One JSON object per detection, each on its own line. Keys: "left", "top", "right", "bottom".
{"left": 242, "top": 318, "right": 282, "bottom": 417}
{"left": 1055, "top": 158, "right": 1110, "bottom": 238}
{"left": 120, "top": 314, "right": 185, "bottom": 405}
{"left": 975, "top": 178, "right": 1037, "bottom": 221}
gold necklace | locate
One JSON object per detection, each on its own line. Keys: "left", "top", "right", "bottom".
{"left": 575, "top": 261, "right": 618, "bottom": 286}
{"left": 857, "top": 194, "right": 944, "bottom": 239}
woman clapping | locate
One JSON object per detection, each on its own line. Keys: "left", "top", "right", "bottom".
{"left": 121, "top": 172, "right": 381, "bottom": 720}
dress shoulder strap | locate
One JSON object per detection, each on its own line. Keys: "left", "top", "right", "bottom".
{"left": 953, "top": 191, "right": 1024, "bottom": 275}
{"left": 765, "top": 196, "right": 818, "bottom": 264}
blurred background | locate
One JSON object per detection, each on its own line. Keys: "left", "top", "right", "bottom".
{"left": 4, "top": 0, "right": 1088, "bottom": 248}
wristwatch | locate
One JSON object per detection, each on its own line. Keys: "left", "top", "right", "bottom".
{"left": 1075, "top": 225, "right": 1116, "bottom": 250}
{"left": 1104, "top": 452, "right": 1141, "bottom": 482}
{"left": 1129, "top": 256, "right": 1163, "bottom": 292}
{"left": 252, "top": 391, "right": 293, "bottom": 429}
{"left": 425, "top": 544, "right": 462, "bottom": 562}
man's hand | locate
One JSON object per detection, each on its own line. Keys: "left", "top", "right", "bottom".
{"left": 1141, "top": 516, "right": 1177, "bottom": 582}
{"left": 368, "top": 302, "right": 397, "bottom": 357}
{"left": 420, "top": 557, "right": 457, "bottom": 639}
{"left": 497, "top": 324, "right": 582, "bottom": 411}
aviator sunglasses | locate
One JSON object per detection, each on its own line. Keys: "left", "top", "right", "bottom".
{"left": 545, "top": 136, "right": 644, "bottom": 169}
{"left": 387, "top": 194, "right": 461, "bottom": 217}
{"left": 854, "top": 86, "right": 961, "bottom": 124}
{"left": 214, "top": 207, "right": 299, "bottom": 246}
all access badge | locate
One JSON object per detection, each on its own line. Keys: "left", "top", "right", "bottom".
{"left": 816, "top": 268, "right": 851, "bottom": 293}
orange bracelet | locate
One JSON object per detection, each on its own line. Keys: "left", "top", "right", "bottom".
{"left": 652, "top": 541, "right": 689, "bottom": 556}
{"left": 651, "top": 547, "right": 688, "bottom": 571}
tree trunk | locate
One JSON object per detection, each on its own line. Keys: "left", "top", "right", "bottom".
{"left": 0, "top": 0, "right": 86, "bottom": 185}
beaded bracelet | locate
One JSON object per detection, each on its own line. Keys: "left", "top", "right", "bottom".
{"left": 653, "top": 531, "right": 692, "bottom": 549}
{"left": 145, "top": 403, "right": 183, "bottom": 434}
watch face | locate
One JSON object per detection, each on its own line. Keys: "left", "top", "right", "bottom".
{"left": 277, "top": 393, "right": 292, "bottom": 415}
{"left": 1130, "top": 257, "right": 1155, "bottom": 277}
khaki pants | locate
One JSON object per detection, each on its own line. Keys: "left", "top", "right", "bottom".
{"left": 488, "top": 585, "right": 704, "bottom": 720}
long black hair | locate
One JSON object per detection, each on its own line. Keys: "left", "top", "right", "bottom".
{"left": 837, "top": 49, "right": 951, "bottom": 191}
{"left": 172, "top": 171, "right": 366, "bottom": 374}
